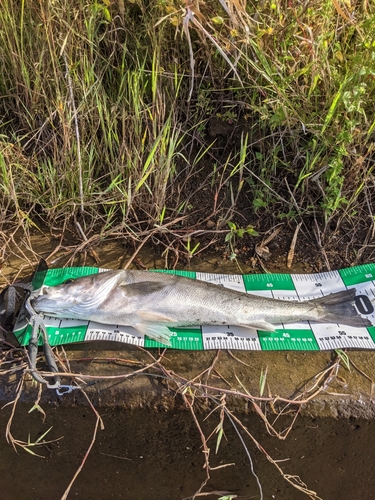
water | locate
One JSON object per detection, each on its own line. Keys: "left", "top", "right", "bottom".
{"left": 2, "top": 403, "right": 375, "bottom": 500}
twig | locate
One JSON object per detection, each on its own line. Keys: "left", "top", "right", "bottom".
{"left": 227, "top": 349, "right": 252, "bottom": 367}
{"left": 182, "top": 390, "right": 211, "bottom": 499}
{"left": 287, "top": 222, "right": 302, "bottom": 268}
{"left": 4, "top": 375, "right": 25, "bottom": 451}
{"left": 62, "top": 52, "right": 84, "bottom": 217}
{"left": 60, "top": 415, "right": 101, "bottom": 500}
{"left": 74, "top": 220, "right": 100, "bottom": 264}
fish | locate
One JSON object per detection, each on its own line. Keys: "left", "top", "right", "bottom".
{"left": 31, "top": 269, "right": 371, "bottom": 346}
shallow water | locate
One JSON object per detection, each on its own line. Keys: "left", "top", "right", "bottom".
{"left": 1, "top": 403, "right": 375, "bottom": 500}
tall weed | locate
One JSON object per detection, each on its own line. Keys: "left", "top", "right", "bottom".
{"left": 0, "top": 0, "right": 374, "bottom": 246}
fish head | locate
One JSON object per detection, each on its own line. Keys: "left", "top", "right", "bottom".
{"left": 31, "top": 270, "right": 124, "bottom": 317}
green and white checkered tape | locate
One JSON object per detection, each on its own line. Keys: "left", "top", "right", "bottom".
{"left": 14, "top": 264, "right": 375, "bottom": 351}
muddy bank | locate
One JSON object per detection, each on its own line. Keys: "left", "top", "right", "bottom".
{"left": 2, "top": 345, "right": 375, "bottom": 419}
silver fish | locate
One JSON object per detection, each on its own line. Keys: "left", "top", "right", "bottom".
{"left": 31, "top": 269, "right": 371, "bottom": 346}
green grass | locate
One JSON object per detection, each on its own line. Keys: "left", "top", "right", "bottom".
{"left": 0, "top": 0, "right": 374, "bottom": 253}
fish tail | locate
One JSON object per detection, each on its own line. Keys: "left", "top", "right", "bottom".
{"left": 312, "top": 289, "right": 371, "bottom": 328}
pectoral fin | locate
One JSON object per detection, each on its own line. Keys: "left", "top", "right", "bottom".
{"left": 134, "top": 321, "right": 172, "bottom": 346}
{"left": 240, "top": 321, "right": 276, "bottom": 332}
{"left": 137, "top": 310, "right": 175, "bottom": 323}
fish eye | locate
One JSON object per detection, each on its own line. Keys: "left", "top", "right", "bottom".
{"left": 63, "top": 278, "right": 76, "bottom": 284}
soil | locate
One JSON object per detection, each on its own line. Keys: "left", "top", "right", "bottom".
{"left": 153, "top": 116, "right": 375, "bottom": 273}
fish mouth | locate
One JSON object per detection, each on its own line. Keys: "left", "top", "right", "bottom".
{"left": 31, "top": 288, "right": 80, "bottom": 316}
{"left": 31, "top": 295, "right": 75, "bottom": 314}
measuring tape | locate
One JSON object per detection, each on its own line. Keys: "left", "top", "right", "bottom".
{"left": 13, "top": 264, "right": 375, "bottom": 351}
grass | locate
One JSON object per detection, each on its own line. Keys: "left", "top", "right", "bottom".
{"left": 0, "top": 0, "right": 374, "bottom": 262}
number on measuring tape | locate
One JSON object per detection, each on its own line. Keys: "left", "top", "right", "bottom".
{"left": 354, "top": 295, "right": 374, "bottom": 315}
